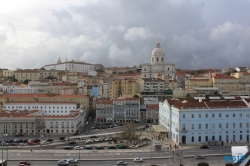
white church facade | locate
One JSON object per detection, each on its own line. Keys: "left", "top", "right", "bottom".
{"left": 141, "top": 42, "right": 176, "bottom": 79}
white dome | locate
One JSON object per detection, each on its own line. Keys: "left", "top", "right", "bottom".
{"left": 151, "top": 42, "right": 165, "bottom": 56}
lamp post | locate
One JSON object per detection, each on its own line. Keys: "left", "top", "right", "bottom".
{"left": 1, "top": 134, "right": 8, "bottom": 163}
{"left": 78, "top": 141, "right": 80, "bottom": 160}
{"left": 220, "top": 128, "right": 223, "bottom": 153}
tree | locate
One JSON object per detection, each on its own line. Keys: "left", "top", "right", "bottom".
{"left": 133, "top": 95, "right": 140, "bottom": 98}
{"left": 186, "top": 93, "right": 191, "bottom": 97}
{"left": 197, "top": 162, "right": 209, "bottom": 166}
{"left": 121, "top": 123, "right": 142, "bottom": 145}
{"left": 23, "top": 79, "right": 31, "bottom": 85}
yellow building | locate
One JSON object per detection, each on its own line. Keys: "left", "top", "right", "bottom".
{"left": 4, "top": 93, "right": 89, "bottom": 111}
{"left": 15, "top": 69, "right": 39, "bottom": 82}
{"left": 121, "top": 79, "right": 138, "bottom": 97}
{"left": 0, "top": 95, "right": 4, "bottom": 110}
{"left": 168, "top": 80, "right": 178, "bottom": 90}
{"left": 185, "top": 77, "right": 212, "bottom": 89}
{"left": 108, "top": 80, "right": 120, "bottom": 99}
{"left": 3, "top": 70, "right": 15, "bottom": 77}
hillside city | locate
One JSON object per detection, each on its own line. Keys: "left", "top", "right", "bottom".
{"left": 1, "top": 42, "right": 250, "bottom": 166}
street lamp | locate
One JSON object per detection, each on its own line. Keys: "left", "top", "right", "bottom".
{"left": 78, "top": 141, "right": 80, "bottom": 160}
{"left": 220, "top": 128, "right": 223, "bottom": 153}
{"left": 1, "top": 134, "right": 8, "bottom": 163}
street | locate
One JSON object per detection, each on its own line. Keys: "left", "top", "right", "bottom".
{"left": 7, "top": 156, "right": 229, "bottom": 166}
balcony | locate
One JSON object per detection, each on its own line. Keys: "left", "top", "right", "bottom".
{"left": 50, "top": 126, "right": 54, "bottom": 129}
{"left": 55, "top": 126, "right": 58, "bottom": 128}
{"left": 71, "top": 126, "right": 75, "bottom": 128}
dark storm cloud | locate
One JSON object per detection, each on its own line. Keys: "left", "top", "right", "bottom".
{"left": 0, "top": 0, "right": 250, "bottom": 69}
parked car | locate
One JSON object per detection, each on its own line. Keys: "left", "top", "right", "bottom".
{"left": 16, "top": 133, "right": 23, "bottom": 137}
{"left": 74, "top": 146, "right": 83, "bottom": 150}
{"left": 19, "top": 161, "right": 30, "bottom": 165}
{"left": 68, "top": 140, "right": 76, "bottom": 144}
{"left": 47, "top": 139, "right": 53, "bottom": 142}
{"left": 23, "top": 139, "right": 28, "bottom": 143}
{"left": 27, "top": 142, "right": 35, "bottom": 146}
{"left": 33, "top": 138, "right": 40, "bottom": 143}
{"left": 200, "top": 145, "right": 209, "bottom": 149}
{"left": 90, "top": 136, "right": 97, "bottom": 138}
{"left": 195, "top": 155, "right": 204, "bottom": 159}
{"left": 108, "top": 146, "right": 116, "bottom": 149}
{"left": 19, "top": 142, "right": 27, "bottom": 146}
{"left": 64, "top": 146, "right": 73, "bottom": 150}
{"left": 90, "top": 126, "right": 96, "bottom": 130}
{"left": 118, "top": 146, "right": 126, "bottom": 149}
{"left": 58, "top": 160, "right": 69, "bottom": 166}
{"left": 134, "top": 157, "right": 143, "bottom": 162}
{"left": 129, "top": 145, "right": 138, "bottom": 149}
{"left": 14, "top": 139, "right": 20, "bottom": 143}
{"left": 117, "top": 161, "right": 127, "bottom": 165}
{"left": 85, "top": 146, "right": 92, "bottom": 150}
{"left": 42, "top": 141, "right": 50, "bottom": 145}
{"left": 95, "top": 146, "right": 104, "bottom": 149}
{"left": 10, "top": 143, "right": 18, "bottom": 146}
{"left": 105, "top": 137, "right": 112, "bottom": 141}
{"left": 66, "top": 158, "right": 78, "bottom": 163}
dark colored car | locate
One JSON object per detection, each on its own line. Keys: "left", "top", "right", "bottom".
{"left": 90, "top": 136, "right": 97, "bottom": 138}
{"left": 85, "top": 146, "right": 92, "bottom": 150}
{"left": 47, "top": 139, "right": 53, "bottom": 142}
{"left": 16, "top": 133, "right": 24, "bottom": 137}
{"left": 95, "top": 146, "right": 104, "bottom": 149}
{"left": 108, "top": 146, "right": 116, "bottom": 149}
{"left": 68, "top": 141, "right": 76, "bottom": 144}
{"left": 33, "top": 138, "right": 40, "bottom": 143}
{"left": 64, "top": 146, "right": 73, "bottom": 150}
{"left": 200, "top": 145, "right": 209, "bottom": 149}
{"left": 117, "top": 146, "right": 126, "bottom": 149}
{"left": 19, "top": 161, "right": 30, "bottom": 165}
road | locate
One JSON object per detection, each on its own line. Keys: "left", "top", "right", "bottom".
{"left": 7, "top": 156, "right": 229, "bottom": 166}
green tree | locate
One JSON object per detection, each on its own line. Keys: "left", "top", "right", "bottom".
{"left": 133, "top": 95, "right": 140, "bottom": 98}
{"left": 186, "top": 93, "right": 191, "bottom": 97}
{"left": 23, "top": 79, "right": 31, "bottom": 84}
{"left": 197, "top": 162, "right": 209, "bottom": 166}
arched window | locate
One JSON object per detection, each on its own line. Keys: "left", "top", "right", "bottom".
{"left": 191, "top": 136, "right": 194, "bottom": 142}
{"left": 156, "top": 57, "right": 159, "bottom": 62}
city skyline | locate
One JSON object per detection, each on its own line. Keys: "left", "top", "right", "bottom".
{"left": 1, "top": 0, "right": 250, "bottom": 70}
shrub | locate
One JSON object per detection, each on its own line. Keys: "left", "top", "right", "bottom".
{"left": 197, "top": 162, "right": 209, "bottom": 166}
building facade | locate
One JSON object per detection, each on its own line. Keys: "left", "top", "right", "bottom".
{"left": 159, "top": 97, "right": 250, "bottom": 145}
{"left": 96, "top": 99, "right": 113, "bottom": 123}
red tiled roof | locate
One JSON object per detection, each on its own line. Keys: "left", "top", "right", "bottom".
{"left": 146, "top": 104, "right": 159, "bottom": 109}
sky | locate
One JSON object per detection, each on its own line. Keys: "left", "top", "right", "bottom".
{"left": 0, "top": 0, "right": 250, "bottom": 70}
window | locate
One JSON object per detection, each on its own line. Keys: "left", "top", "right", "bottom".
{"left": 199, "top": 114, "right": 201, "bottom": 118}
{"left": 182, "top": 114, "right": 185, "bottom": 119}
{"left": 226, "top": 123, "right": 228, "bottom": 128}
{"left": 199, "top": 124, "right": 201, "bottom": 129}
{"left": 191, "top": 114, "right": 194, "bottom": 118}
{"left": 206, "top": 124, "right": 208, "bottom": 129}
{"left": 205, "top": 114, "right": 208, "bottom": 118}
{"left": 233, "top": 123, "right": 235, "bottom": 128}
{"left": 212, "top": 124, "right": 215, "bottom": 129}
{"left": 219, "top": 113, "right": 221, "bottom": 117}
{"left": 233, "top": 113, "right": 235, "bottom": 117}
{"left": 212, "top": 113, "right": 215, "bottom": 118}
{"left": 240, "top": 123, "right": 242, "bottom": 128}
{"left": 219, "top": 123, "right": 222, "bottom": 128}
{"left": 192, "top": 124, "right": 194, "bottom": 129}
{"left": 198, "top": 136, "right": 201, "bottom": 142}
{"left": 191, "top": 136, "right": 194, "bottom": 142}
{"left": 239, "top": 113, "right": 242, "bottom": 117}
{"left": 226, "top": 113, "right": 229, "bottom": 117}
{"left": 246, "top": 113, "right": 249, "bottom": 117}
{"left": 247, "top": 123, "right": 249, "bottom": 128}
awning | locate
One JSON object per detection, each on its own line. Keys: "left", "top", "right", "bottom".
{"left": 152, "top": 125, "right": 169, "bottom": 133}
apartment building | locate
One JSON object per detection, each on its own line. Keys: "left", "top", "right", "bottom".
{"left": 15, "top": 69, "right": 39, "bottom": 82}
{"left": 108, "top": 80, "right": 120, "bottom": 99}
{"left": 159, "top": 96, "right": 250, "bottom": 145}
{"left": 113, "top": 73, "right": 141, "bottom": 80}
{"left": 3, "top": 94, "right": 89, "bottom": 111}
{"left": 2, "top": 70, "right": 14, "bottom": 77}
{"left": 146, "top": 104, "right": 159, "bottom": 123}
{"left": 137, "top": 78, "right": 165, "bottom": 92}
{"left": 185, "top": 77, "right": 213, "bottom": 89}
{"left": 121, "top": 79, "right": 138, "bottom": 97}
{"left": 96, "top": 99, "right": 113, "bottom": 123}
{"left": 113, "top": 97, "right": 140, "bottom": 123}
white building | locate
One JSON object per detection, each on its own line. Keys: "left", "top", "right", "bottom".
{"left": 0, "top": 109, "right": 86, "bottom": 135}
{"left": 3, "top": 102, "right": 77, "bottom": 116}
{"left": 2, "top": 84, "right": 39, "bottom": 94}
{"left": 102, "top": 83, "right": 109, "bottom": 98}
{"left": 141, "top": 42, "right": 176, "bottom": 78}
{"left": 159, "top": 96, "right": 250, "bottom": 145}
{"left": 88, "top": 70, "right": 97, "bottom": 76}
{"left": 43, "top": 58, "right": 95, "bottom": 73}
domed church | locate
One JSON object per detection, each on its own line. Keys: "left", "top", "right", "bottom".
{"left": 141, "top": 42, "right": 176, "bottom": 79}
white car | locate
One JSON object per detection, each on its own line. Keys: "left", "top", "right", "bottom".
{"left": 19, "top": 142, "right": 27, "bottom": 146}
{"left": 129, "top": 145, "right": 138, "bottom": 149}
{"left": 42, "top": 141, "right": 50, "bottom": 145}
{"left": 74, "top": 146, "right": 83, "bottom": 150}
{"left": 105, "top": 137, "right": 112, "bottom": 141}
{"left": 134, "top": 157, "right": 143, "bottom": 162}
{"left": 195, "top": 155, "right": 204, "bottom": 159}
{"left": 57, "top": 160, "right": 69, "bottom": 165}
{"left": 66, "top": 158, "right": 78, "bottom": 163}
{"left": 117, "top": 161, "right": 127, "bottom": 165}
